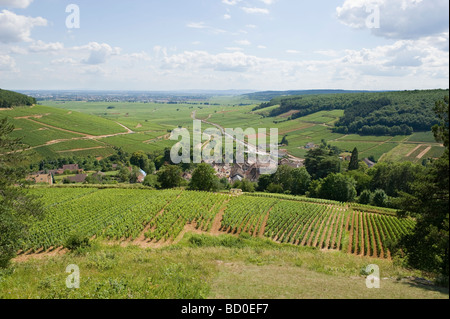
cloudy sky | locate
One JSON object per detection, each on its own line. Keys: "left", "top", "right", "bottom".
{"left": 0, "top": 0, "right": 448, "bottom": 91}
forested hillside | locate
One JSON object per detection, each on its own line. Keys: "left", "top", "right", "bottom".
{"left": 0, "top": 89, "right": 36, "bottom": 108}
{"left": 254, "top": 89, "right": 448, "bottom": 136}
{"left": 244, "top": 89, "right": 373, "bottom": 101}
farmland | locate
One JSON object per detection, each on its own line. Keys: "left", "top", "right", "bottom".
{"left": 1, "top": 92, "right": 445, "bottom": 163}
{"left": 21, "top": 187, "right": 414, "bottom": 260}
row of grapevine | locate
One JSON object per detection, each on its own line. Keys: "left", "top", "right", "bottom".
{"left": 23, "top": 189, "right": 180, "bottom": 251}
{"left": 264, "top": 200, "right": 349, "bottom": 250}
{"left": 145, "top": 191, "right": 228, "bottom": 241}
{"left": 221, "top": 196, "right": 277, "bottom": 236}
{"left": 348, "top": 210, "right": 415, "bottom": 258}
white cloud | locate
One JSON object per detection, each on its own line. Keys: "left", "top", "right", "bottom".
{"left": 50, "top": 57, "right": 77, "bottom": 65}
{"left": 337, "top": 0, "right": 449, "bottom": 40}
{"left": 0, "top": 0, "right": 33, "bottom": 8}
{"left": 223, "top": 14, "right": 231, "bottom": 20}
{"left": 225, "top": 47, "right": 244, "bottom": 51}
{"left": 29, "top": 40, "right": 64, "bottom": 53}
{"left": 257, "top": 45, "right": 267, "bottom": 49}
{"left": 0, "top": 10, "right": 47, "bottom": 43}
{"left": 260, "top": 0, "right": 275, "bottom": 4}
{"left": 0, "top": 53, "right": 15, "bottom": 70}
{"left": 186, "top": 22, "right": 207, "bottom": 29}
{"left": 235, "top": 40, "right": 251, "bottom": 46}
{"left": 241, "top": 7, "right": 269, "bottom": 14}
{"left": 286, "top": 50, "right": 301, "bottom": 54}
{"left": 73, "top": 42, "right": 121, "bottom": 65}
{"left": 161, "top": 50, "right": 269, "bottom": 73}
{"left": 222, "top": 0, "right": 241, "bottom": 5}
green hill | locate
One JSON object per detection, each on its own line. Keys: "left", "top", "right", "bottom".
{"left": 255, "top": 89, "right": 449, "bottom": 136}
{"left": 0, "top": 89, "right": 36, "bottom": 108}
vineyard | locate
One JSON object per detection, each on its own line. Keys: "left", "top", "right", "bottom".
{"left": 21, "top": 187, "right": 415, "bottom": 259}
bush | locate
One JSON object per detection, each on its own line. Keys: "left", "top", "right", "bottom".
{"left": 359, "top": 189, "right": 373, "bottom": 205}
{"left": 64, "top": 232, "right": 91, "bottom": 251}
{"left": 372, "top": 189, "right": 388, "bottom": 207}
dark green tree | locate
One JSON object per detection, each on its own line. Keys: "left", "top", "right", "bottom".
{"left": 372, "top": 189, "right": 388, "bottom": 207}
{"left": 305, "top": 145, "right": 341, "bottom": 180}
{"left": 291, "top": 167, "right": 311, "bottom": 195}
{"left": 189, "top": 163, "right": 220, "bottom": 192}
{"left": 318, "top": 173, "right": 357, "bottom": 202}
{"left": 157, "top": 165, "right": 182, "bottom": 189}
{"left": 1, "top": 118, "right": 44, "bottom": 268}
{"left": 396, "top": 96, "right": 449, "bottom": 280}
{"left": 359, "top": 189, "right": 373, "bottom": 205}
{"left": 348, "top": 147, "right": 359, "bottom": 171}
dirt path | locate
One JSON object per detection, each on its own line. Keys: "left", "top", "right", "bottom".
{"left": 416, "top": 146, "right": 431, "bottom": 159}
{"left": 210, "top": 200, "right": 230, "bottom": 235}
{"left": 56, "top": 146, "right": 106, "bottom": 153}
{"left": 27, "top": 118, "right": 91, "bottom": 136}
{"left": 406, "top": 144, "right": 424, "bottom": 157}
{"left": 258, "top": 208, "right": 271, "bottom": 238}
{"left": 14, "top": 246, "right": 68, "bottom": 263}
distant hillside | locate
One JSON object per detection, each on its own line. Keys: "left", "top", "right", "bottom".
{"left": 254, "top": 89, "right": 449, "bottom": 136}
{"left": 0, "top": 89, "right": 36, "bottom": 108}
{"left": 243, "top": 89, "right": 375, "bottom": 101}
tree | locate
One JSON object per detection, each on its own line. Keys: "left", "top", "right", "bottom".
{"left": 396, "top": 96, "right": 449, "bottom": 281}
{"left": 372, "top": 189, "right": 388, "bottom": 207}
{"left": 359, "top": 189, "right": 373, "bottom": 205}
{"left": 232, "top": 179, "right": 255, "bottom": 193}
{"left": 348, "top": 147, "right": 359, "bottom": 171}
{"left": 143, "top": 174, "right": 159, "bottom": 188}
{"left": 291, "top": 167, "right": 311, "bottom": 195}
{"left": 157, "top": 165, "right": 182, "bottom": 189}
{"left": 130, "top": 151, "right": 154, "bottom": 174}
{"left": 117, "top": 167, "right": 131, "bottom": 183}
{"left": 305, "top": 146, "right": 341, "bottom": 180}
{"left": 1, "top": 118, "right": 44, "bottom": 268}
{"left": 318, "top": 173, "right": 357, "bottom": 202}
{"left": 189, "top": 163, "right": 220, "bottom": 192}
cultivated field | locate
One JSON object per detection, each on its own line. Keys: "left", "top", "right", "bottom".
{"left": 20, "top": 187, "right": 414, "bottom": 260}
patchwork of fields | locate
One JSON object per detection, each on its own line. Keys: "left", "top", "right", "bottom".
{"left": 21, "top": 187, "right": 414, "bottom": 260}
{"left": 1, "top": 100, "right": 445, "bottom": 162}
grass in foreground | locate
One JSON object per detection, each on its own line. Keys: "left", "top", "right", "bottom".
{"left": 0, "top": 233, "right": 448, "bottom": 299}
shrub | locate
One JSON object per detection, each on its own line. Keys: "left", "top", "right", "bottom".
{"left": 64, "top": 232, "right": 91, "bottom": 251}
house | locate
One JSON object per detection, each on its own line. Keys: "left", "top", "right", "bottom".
{"left": 363, "top": 158, "right": 376, "bottom": 168}
{"left": 182, "top": 172, "right": 192, "bottom": 181}
{"left": 62, "top": 164, "right": 79, "bottom": 171}
{"left": 26, "top": 174, "right": 53, "bottom": 185}
{"left": 137, "top": 169, "right": 147, "bottom": 183}
{"left": 279, "top": 158, "right": 304, "bottom": 168}
{"left": 305, "top": 142, "right": 316, "bottom": 149}
{"left": 66, "top": 174, "right": 87, "bottom": 183}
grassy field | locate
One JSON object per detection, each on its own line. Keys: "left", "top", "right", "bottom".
{"left": 1, "top": 234, "right": 448, "bottom": 299}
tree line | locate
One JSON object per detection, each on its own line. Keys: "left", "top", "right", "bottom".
{"left": 0, "top": 89, "right": 36, "bottom": 108}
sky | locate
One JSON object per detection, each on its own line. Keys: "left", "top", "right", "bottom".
{"left": 0, "top": 0, "right": 448, "bottom": 91}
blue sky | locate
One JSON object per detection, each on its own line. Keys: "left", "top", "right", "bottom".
{"left": 0, "top": 0, "right": 448, "bottom": 91}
